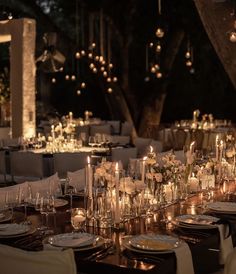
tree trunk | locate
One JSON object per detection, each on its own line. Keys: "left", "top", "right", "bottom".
{"left": 138, "top": 30, "right": 185, "bottom": 137}
{"left": 194, "top": 0, "right": 236, "bottom": 89}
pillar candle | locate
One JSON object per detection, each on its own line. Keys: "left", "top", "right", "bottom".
{"left": 141, "top": 157, "right": 147, "bottom": 183}
{"left": 115, "top": 162, "right": 120, "bottom": 223}
{"left": 86, "top": 156, "right": 93, "bottom": 198}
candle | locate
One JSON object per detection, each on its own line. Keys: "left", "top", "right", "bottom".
{"left": 215, "top": 135, "right": 219, "bottom": 161}
{"left": 219, "top": 140, "right": 224, "bottom": 162}
{"left": 69, "top": 111, "right": 73, "bottom": 124}
{"left": 86, "top": 156, "right": 93, "bottom": 198}
{"left": 188, "top": 175, "right": 199, "bottom": 193}
{"left": 141, "top": 157, "right": 147, "bottom": 183}
{"left": 115, "top": 162, "right": 120, "bottom": 224}
{"left": 59, "top": 122, "right": 63, "bottom": 136}
{"left": 190, "top": 141, "right": 195, "bottom": 155}
{"left": 51, "top": 125, "right": 55, "bottom": 140}
{"left": 164, "top": 182, "right": 173, "bottom": 203}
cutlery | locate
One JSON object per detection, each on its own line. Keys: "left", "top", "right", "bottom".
{"left": 123, "top": 251, "right": 165, "bottom": 264}
{"left": 84, "top": 243, "right": 115, "bottom": 261}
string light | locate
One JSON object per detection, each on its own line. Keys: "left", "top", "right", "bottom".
{"left": 65, "top": 75, "right": 70, "bottom": 80}
{"left": 77, "top": 90, "right": 81, "bottom": 95}
{"left": 75, "top": 52, "right": 81, "bottom": 59}
{"left": 71, "top": 75, "right": 76, "bottom": 81}
{"left": 51, "top": 78, "right": 56, "bottom": 83}
{"left": 107, "top": 87, "right": 113, "bottom": 93}
{"left": 81, "top": 82, "right": 86, "bottom": 89}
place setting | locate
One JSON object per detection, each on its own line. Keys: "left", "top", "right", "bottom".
{"left": 121, "top": 233, "right": 195, "bottom": 274}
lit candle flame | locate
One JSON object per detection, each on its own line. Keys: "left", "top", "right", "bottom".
{"left": 87, "top": 156, "right": 90, "bottom": 164}
{"left": 150, "top": 145, "right": 153, "bottom": 153}
{"left": 115, "top": 162, "right": 119, "bottom": 171}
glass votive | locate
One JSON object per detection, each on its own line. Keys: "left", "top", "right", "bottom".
{"left": 71, "top": 208, "right": 86, "bottom": 232}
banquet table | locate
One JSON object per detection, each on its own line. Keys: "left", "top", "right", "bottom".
{"left": 1, "top": 187, "right": 235, "bottom": 274}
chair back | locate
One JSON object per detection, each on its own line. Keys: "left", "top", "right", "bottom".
{"left": 90, "top": 124, "right": 111, "bottom": 136}
{"left": 191, "top": 129, "right": 204, "bottom": 151}
{"left": 133, "top": 137, "right": 152, "bottom": 157}
{"left": 111, "top": 147, "right": 137, "bottom": 169}
{"left": 0, "top": 244, "right": 77, "bottom": 274}
{"left": 53, "top": 152, "right": 89, "bottom": 178}
{"left": 106, "top": 120, "right": 120, "bottom": 135}
{"left": 120, "top": 122, "right": 133, "bottom": 136}
{"left": 10, "top": 152, "right": 44, "bottom": 182}
{"left": 172, "top": 128, "right": 187, "bottom": 150}
{"left": 0, "top": 151, "right": 7, "bottom": 182}
{"left": 110, "top": 135, "right": 130, "bottom": 146}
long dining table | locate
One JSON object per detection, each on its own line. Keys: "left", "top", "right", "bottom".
{"left": 1, "top": 186, "right": 236, "bottom": 274}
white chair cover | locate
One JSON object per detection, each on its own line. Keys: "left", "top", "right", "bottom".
{"left": 67, "top": 168, "right": 85, "bottom": 191}
{"left": 0, "top": 244, "right": 77, "bottom": 274}
{"left": 150, "top": 139, "right": 163, "bottom": 153}
{"left": 224, "top": 248, "right": 236, "bottom": 274}
{"left": 110, "top": 135, "right": 130, "bottom": 145}
{"left": 90, "top": 124, "right": 111, "bottom": 136}
{"left": 134, "top": 137, "right": 152, "bottom": 157}
{"left": 111, "top": 147, "right": 138, "bottom": 169}
{"left": 106, "top": 120, "right": 120, "bottom": 135}
{"left": 120, "top": 122, "right": 133, "bottom": 136}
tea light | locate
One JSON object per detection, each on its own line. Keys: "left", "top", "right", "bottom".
{"left": 164, "top": 182, "right": 173, "bottom": 203}
{"left": 188, "top": 175, "right": 199, "bottom": 192}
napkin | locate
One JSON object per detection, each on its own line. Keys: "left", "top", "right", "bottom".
{"left": 174, "top": 241, "right": 195, "bottom": 274}
{"left": 217, "top": 224, "right": 233, "bottom": 265}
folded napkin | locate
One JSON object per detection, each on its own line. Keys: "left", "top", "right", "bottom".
{"left": 217, "top": 224, "right": 233, "bottom": 265}
{"left": 174, "top": 241, "right": 195, "bottom": 274}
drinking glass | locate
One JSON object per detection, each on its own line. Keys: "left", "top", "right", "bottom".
{"left": 40, "top": 195, "right": 55, "bottom": 234}
{"left": 71, "top": 208, "right": 86, "bottom": 232}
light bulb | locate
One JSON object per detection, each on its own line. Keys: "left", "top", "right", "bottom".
{"left": 89, "top": 63, "right": 95, "bottom": 69}
{"left": 149, "top": 42, "right": 154, "bottom": 48}
{"left": 71, "top": 75, "right": 76, "bottom": 81}
{"left": 95, "top": 56, "right": 99, "bottom": 61}
{"left": 109, "top": 63, "right": 113, "bottom": 69}
{"left": 156, "top": 72, "right": 162, "bottom": 78}
{"left": 107, "top": 88, "right": 113, "bottom": 93}
{"left": 75, "top": 52, "right": 80, "bottom": 59}
{"left": 155, "top": 64, "right": 160, "bottom": 70}
{"left": 189, "top": 67, "right": 195, "bottom": 74}
{"left": 151, "top": 66, "right": 156, "bottom": 73}
{"left": 155, "top": 28, "right": 165, "bottom": 38}
{"left": 229, "top": 31, "right": 236, "bottom": 42}
{"left": 65, "top": 75, "right": 70, "bottom": 80}
{"left": 59, "top": 67, "right": 64, "bottom": 72}
{"left": 113, "top": 76, "right": 118, "bottom": 82}
{"left": 144, "top": 76, "right": 150, "bottom": 82}
{"left": 107, "top": 77, "right": 112, "bottom": 82}
{"left": 186, "top": 60, "right": 192, "bottom": 67}
{"left": 92, "top": 68, "right": 97, "bottom": 73}
{"left": 99, "top": 56, "right": 104, "bottom": 63}
{"left": 81, "top": 50, "right": 86, "bottom": 56}
{"left": 88, "top": 53, "right": 93, "bottom": 58}
{"left": 185, "top": 51, "right": 191, "bottom": 58}
{"left": 92, "top": 42, "right": 96, "bottom": 48}
{"left": 103, "top": 71, "right": 108, "bottom": 77}
{"left": 156, "top": 43, "right": 161, "bottom": 53}
{"left": 8, "top": 13, "right": 13, "bottom": 20}
{"left": 77, "top": 90, "right": 81, "bottom": 95}
{"left": 51, "top": 78, "right": 56, "bottom": 83}
{"left": 81, "top": 82, "right": 86, "bottom": 89}
{"left": 100, "top": 66, "right": 105, "bottom": 72}
{"left": 102, "top": 60, "right": 106, "bottom": 65}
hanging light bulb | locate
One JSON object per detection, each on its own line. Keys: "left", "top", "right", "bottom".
{"left": 109, "top": 63, "right": 113, "bottom": 69}
{"left": 81, "top": 50, "right": 86, "bottom": 56}
{"left": 113, "top": 76, "right": 118, "bottom": 82}
{"left": 75, "top": 52, "right": 81, "bottom": 59}
{"left": 229, "top": 31, "right": 236, "bottom": 42}
{"left": 103, "top": 71, "right": 108, "bottom": 77}
{"left": 99, "top": 56, "right": 104, "bottom": 63}
{"left": 156, "top": 42, "right": 161, "bottom": 53}
{"left": 8, "top": 13, "right": 13, "bottom": 20}
{"left": 92, "top": 67, "right": 97, "bottom": 73}
{"left": 100, "top": 66, "right": 105, "bottom": 72}
{"left": 144, "top": 76, "right": 150, "bottom": 82}
{"left": 77, "top": 90, "right": 81, "bottom": 95}
{"left": 155, "top": 28, "right": 165, "bottom": 38}
{"left": 51, "top": 77, "right": 56, "bottom": 83}
{"left": 88, "top": 53, "right": 93, "bottom": 58}
{"left": 189, "top": 67, "right": 195, "bottom": 74}
{"left": 71, "top": 75, "right": 76, "bottom": 81}
{"left": 186, "top": 60, "right": 192, "bottom": 67}
{"left": 92, "top": 42, "right": 96, "bottom": 48}
{"left": 185, "top": 51, "right": 191, "bottom": 58}
{"left": 81, "top": 82, "right": 86, "bottom": 89}
{"left": 65, "top": 74, "right": 70, "bottom": 80}
{"left": 102, "top": 60, "right": 106, "bottom": 65}
{"left": 89, "top": 63, "right": 95, "bottom": 69}
{"left": 95, "top": 56, "right": 100, "bottom": 61}
{"left": 151, "top": 66, "right": 156, "bottom": 73}
{"left": 149, "top": 42, "right": 154, "bottom": 48}
{"left": 107, "top": 77, "right": 112, "bottom": 82}
{"left": 107, "top": 87, "right": 113, "bottom": 93}
{"left": 156, "top": 71, "right": 162, "bottom": 78}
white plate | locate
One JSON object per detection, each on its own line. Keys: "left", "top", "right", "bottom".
{"left": 54, "top": 199, "right": 68, "bottom": 208}
{"left": 0, "top": 211, "right": 12, "bottom": 223}
{"left": 207, "top": 202, "right": 236, "bottom": 213}
{"left": 122, "top": 236, "right": 181, "bottom": 254}
{"left": 0, "top": 223, "right": 30, "bottom": 236}
{"left": 128, "top": 234, "right": 180, "bottom": 252}
{"left": 175, "top": 214, "right": 219, "bottom": 226}
{"left": 46, "top": 233, "right": 105, "bottom": 250}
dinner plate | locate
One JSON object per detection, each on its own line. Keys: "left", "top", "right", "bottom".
{"left": 54, "top": 198, "right": 68, "bottom": 208}
{"left": 0, "top": 223, "right": 30, "bottom": 236}
{"left": 128, "top": 234, "right": 180, "bottom": 252}
{"left": 122, "top": 236, "right": 181, "bottom": 254}
{"left": 174, "top": 214, "right": 219, "bottom": 228}
{"left": 207, "top": 202, "right": 236, "bottom": 213}
{"left": 0, "top": 210, "right": 12, "bottom": 223}
{"left": 46, "top": 233, "right": 105, "bottom": 251}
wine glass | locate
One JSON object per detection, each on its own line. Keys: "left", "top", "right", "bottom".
{"left": 40, "top": 194, "right": 55, "bottom": 234}
{"left": 71, "top": 208, "right": 86, "bottom": 232}
{"left": 65, "top": 179, "right": 76, "bottom": 212}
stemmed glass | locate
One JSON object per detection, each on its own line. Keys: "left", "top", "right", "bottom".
{"left": 39, "top": 194, "right": 55, "bottom": 234}
{"left": 71, "top": 208, "right": 86, "bottom": 232}
{"left": 65, "top": 179, "right": 76, "bottom": 212}
{"left": 18, "top": 187, "right": 32, "bottom": 224}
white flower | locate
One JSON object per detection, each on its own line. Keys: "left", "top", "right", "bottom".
{"left": 154, "top": 173, "right": 163, "bottom": 182}
{"left": 134, "top": 180, "right": 146, "bottom": 191}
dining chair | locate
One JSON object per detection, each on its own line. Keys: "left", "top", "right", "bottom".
{"left": 74, "top": 125, "right": 90, "bottom": 140}
{"left": 0, "top": 244, "right": 77, "bottom": 274}
{"left": 111, "top": 147, "right": 138, "bottom": 169}
{"left": 0, "top": 150, "right": 7, "bottom": 184}
{"left": 223, "top": 249, "right": 236, "bottom": 274}
{"left": 120, "top": 121, "right": 133, "bottom": 136}
{"left": 53, "top": 152, "right": 89, "bottom": 178}
{"left": 10, "top": 151, "right": 44, "bottom": 183}
{"left": 191, "top": 129, "right": 204, "bottom": 151}
{"left": 106, "top": 120, "right": 120, "bottom": 135}
{"left": 133, "top": 137, "right": 152, "bottom": 157}
{"left": 67, "top": 168, "right": 85, "bottom": 191}
{"left": 110, "top": 135, "right": 130, "bottom": 146}
{"left": 150, "top": 139, "right": 163, "bottom": 153}
{"left": 171, "top": 128, "right": 187, "bottom": 150}
{"left": 89, "top": 124, "right": 111, "bottom": 136}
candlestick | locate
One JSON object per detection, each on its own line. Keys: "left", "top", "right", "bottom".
{"left": 86, "top": 156, "right": 93, "bottom": 198}
{"left": 115, "top": 162, "right": 120, "bottom": 224}
{"left": 141, "top": 157, "right": 147, "bottom": 183}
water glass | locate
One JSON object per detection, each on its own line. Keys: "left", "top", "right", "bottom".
{"left": 71, "top": 208, "right": 86, "bottom": 232}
